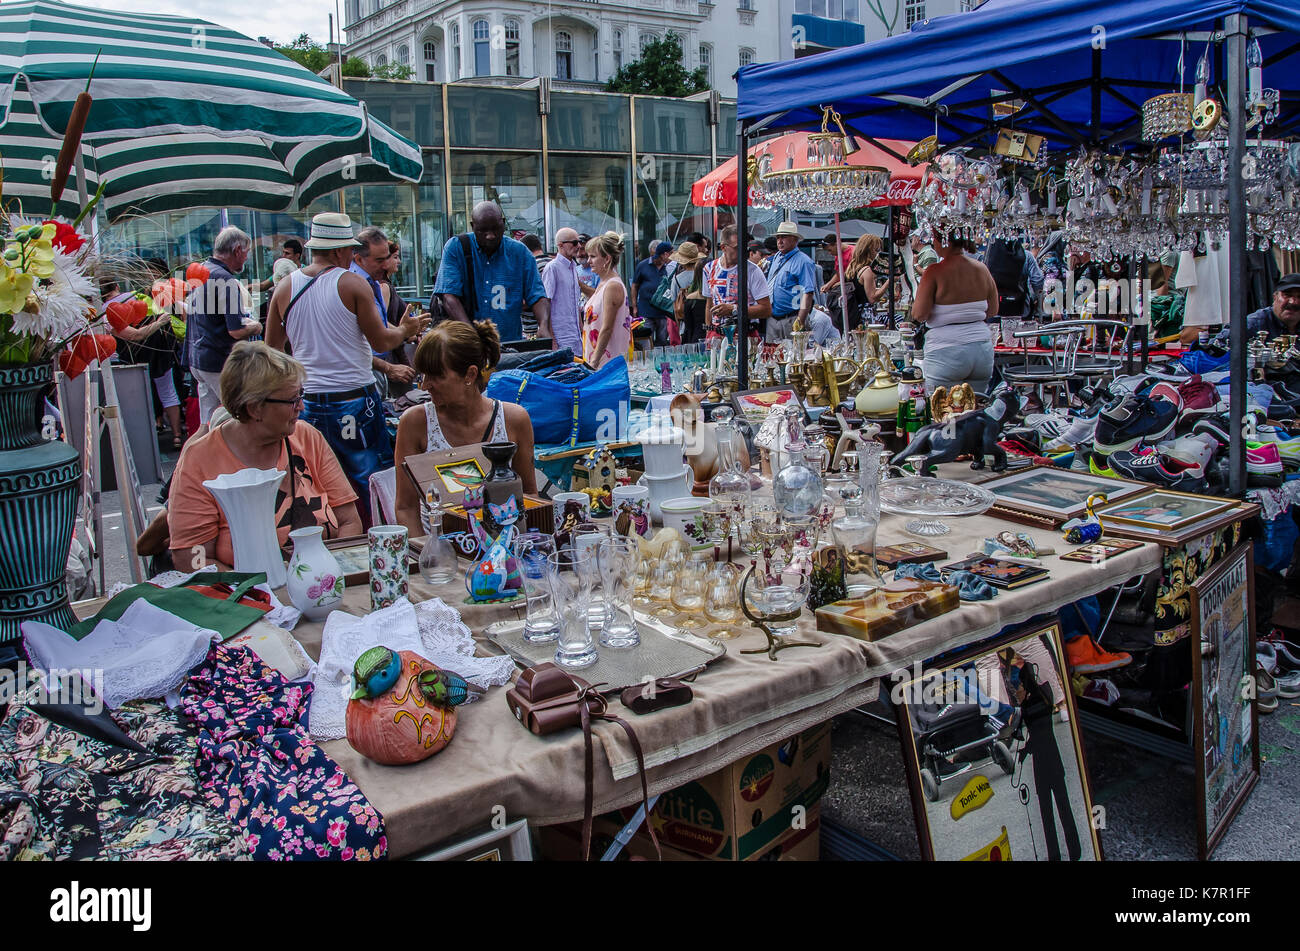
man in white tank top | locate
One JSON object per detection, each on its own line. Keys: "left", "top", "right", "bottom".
{"left": 264, "top": 213, "right": 430, "bottom": 501}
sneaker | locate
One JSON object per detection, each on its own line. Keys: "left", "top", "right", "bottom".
{"left": 1247, "top": 441, "right": 1283, "bottom": 474}
{"left": 1147, "top": 381, "right": 1184, "bottom": 411}
{"left": 1094, "top": 396, "right": 1179, "bottom": 454}
{"left": 1044, "top": 412, "right": 1100, "bottom": 451}
{"left": 1107, "top": 374, "right": 1156, "bottom": 400}
{"left": 1156, "top": 433, "right": 1220, "bottom": 470}
{"left": 1275, "top": 668, "right": 1300, "bottom": 699}
{"left": 1089, "top": 452, "right": 1120, "bottom": 477}
{"left": 1108, "top": 447, "right": 1208, "bottom": 491}
{"left": 1256, "top": 663, "right": 1279, "bottom": 713}
{"left": 1066, "top": 636, "right": 1133, "bottom": 673}
{"left": 1022, "top": 411, "right": 1071, "bottom": 444}
{"left": 1082, "top": 677, "right": 1120, "bottom": 706}
{"left": 1258, "top": 640, "right": 1300, "bottom": 675}
{"left": 1178, "top": 374, "right": 1220, "bottom": 410}
{"left": 1252, "top": 427, "right": 1300, "bottom": 467}
{"left": 1190, "top": 411, "right": 1265, "bottom": 444}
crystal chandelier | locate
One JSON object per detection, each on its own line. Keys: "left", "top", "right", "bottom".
{"left": 754, "top": 106, "right": 890, "bottom": 213}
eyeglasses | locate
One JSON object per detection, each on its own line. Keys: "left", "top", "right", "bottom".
{"left": 263, "top": 391, "right": 306, "bottom": 407}
{"left": 560, "top": 239, "right": 582, "bottom": 247}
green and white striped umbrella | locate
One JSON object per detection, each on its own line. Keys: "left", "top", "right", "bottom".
{"left": 0, "top": 0, "right": 421, "bottom": 220}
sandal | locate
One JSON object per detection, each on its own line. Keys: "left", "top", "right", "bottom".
{"left": 172, "top": 435, "right": 184, "bottom": 450}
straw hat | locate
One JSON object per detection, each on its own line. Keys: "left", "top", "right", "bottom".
{"left": 671, "top": 241, "right": 705, "bottom": 266}
{"left": 305, "top": 212, "right": 362, "bottom": 250}
{"left": 774, "top": 221, "right": 803, "bottom": 240}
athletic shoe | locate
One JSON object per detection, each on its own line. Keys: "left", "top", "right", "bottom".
{"left": 1258, "top": 640, "right": 1300, "bottom": 675}
{"left": 1082, "top": 677, "right": 1120, "bottom": 706}
{"left": 1248, "top": 441, "right": 1283, "bottom": 474}
{"left": 1191, "top": 412, "right": 1265, "bottom": 445}
{"left": 1257, "top": 663, "right": 1279, "bottom": 713}
{"left": 1044, "top": 413, "right": 1100, "bottom": 451}
{"left": 1066, "top": 636, "right": 1133, "bottom": 673}
{"left": 1147, "top": 381, "right": 1183, "bottom": 411}
{"left": 1178, "top": 374, "right": 1219, "bottom": 410}
{"left": 1205, "top": 456, "right": 1283, "bottom": 492}
{"left": 1022, "top": 411, "right": 1071, "bottom": 444}
{"left": 1179, "top": 349, "right": 1232, "bottom": 375}
{"left": 1107, "top": 374, "right": 1156, "bottom": 399}
{"left": 1275, "top": 668, "right": 1300, "bottom": 699}
{"left": 1107, "top": 448, "right": 1207, "bottom": 491}
{"left": 1251, "top": 426, "right": 1300, "bottom": 468}
{"left": 1156, "top": 433, "right": 1219, "bottom": 470}
{"left": 1089, "top": 452, "right": 1120, "bottom": 477}
{"left": 1094, "top": 396, "right": 1179, "bottom": 454}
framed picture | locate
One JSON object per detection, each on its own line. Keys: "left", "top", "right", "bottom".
{"left": 979, "top": 466, "right": 1147, "bottom": 524}
{"left": 894, "top": 621, "right": 1103, "bottom": 861}
{"left": 1097, "top": 489, "right": 1234, "bottom": 532}
{"left": 323, "top": 536, "right": 370, "bottom": 586}
{"left": 730, "top": 386, "right": 805, "bottom": 426}
{"left": 401, "top": 442, "right": 491, "bottom": 509}
{"left": 410, "top": 819, "right": 533, "bottom": 862}
{"left": 1190, "top": 544, "right": 1259, "bottom": 860}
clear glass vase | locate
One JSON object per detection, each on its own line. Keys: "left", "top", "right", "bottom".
{"left": 772, "top": 415, "right": 825, "bottom": 521}
{"left": 832, "top": 489, "right": 885, "bottom": 597}
{"left": 708, "top": 406, "right": 751, "bottom": 531}
{"left": 417, "top": 506, "right": 459, "bottom": 585}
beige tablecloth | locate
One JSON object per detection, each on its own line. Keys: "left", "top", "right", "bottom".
{"left": 289, "top": 494, "right": 1161, "bottom": 858}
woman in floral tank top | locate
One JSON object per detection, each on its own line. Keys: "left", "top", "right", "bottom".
{"left": 582, "top": 231, "right": 633, "bottom": 368}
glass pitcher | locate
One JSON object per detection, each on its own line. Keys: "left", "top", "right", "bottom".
{"left": 708, "top": 406, "right": 751, "bottom": 528}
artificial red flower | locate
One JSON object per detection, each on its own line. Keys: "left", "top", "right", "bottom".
{"left": 42, "top": 219, "right": 85, "bottom": 254}
{"left": 185, "top": 262, "right": 210, "bottom": 284}
{"left": 131, "top": 298, "right": 149, "bottom": 323}
{"left": 105, "top": 300, "right": 136, "bottom": 333}
{"left": 72, "top": 332, "right": 115, "bottom": 364}
{"left": 151, "top": 277, "right": 188, "bottom": 309}
{"left": 58, "top": 349, "right": 88, "bottom": 379}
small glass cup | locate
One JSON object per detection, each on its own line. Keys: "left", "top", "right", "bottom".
{"left": 672, "top": 552, "right": 710, "bottom": 630}
{"left": 513, "top": 532, "right": 558, "bottom": 643}
{"left": 703, "top": 561, "right": 744, "bottom": 639}
{"left": 546, "top": 548, "right": 597, "bottom": 669}
{"left": 701, "top": 501, "right": 733, "bottom": 549}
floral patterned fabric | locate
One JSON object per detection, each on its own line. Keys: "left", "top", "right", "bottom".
{"left": 0, "top": 677, "right": 246, "bottom": 861}
{"left": 181, "top": 644, "right": 386, "bottom": 861}
{"left": 1154, "top": 523, "right": 1241, "bottom": 647}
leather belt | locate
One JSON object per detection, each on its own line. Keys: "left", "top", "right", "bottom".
{"left": 303, "top": 384, "right": 377, "bottom": 404}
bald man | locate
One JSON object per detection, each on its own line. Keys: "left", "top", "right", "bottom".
{"left": 434, "top": 200, "right": 549, "bottom": 341}
{"left": 541, "top": 227, "right": 584, "bottom": 352}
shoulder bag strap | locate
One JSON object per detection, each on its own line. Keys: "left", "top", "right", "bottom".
{"left": 578, "top": 689, "right": 660, "bottom": 862}
{"left": 481, "top": 400, "right": 501, "bottom": 442}
{"left": 281, "top": 267, "right": 334, "bottom": 338}
{"left": 458, "top": 233, "right": 477, "bottom": 319}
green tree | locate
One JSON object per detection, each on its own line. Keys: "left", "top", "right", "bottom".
{"left": 372, "top": 62, "right": 415, "bottom": 80}
{"left": 341, "top": 57, "right": 371, "bottom": 78}
{"left": 605, "top": 32, "right": 708, "bottom": 97}
{"left": 274, "top": 33, "right": 333, "bottom": 74}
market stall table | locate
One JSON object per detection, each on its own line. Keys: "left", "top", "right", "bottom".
{"left": 278, "top": 504, "right": 1161, "bottom": 858}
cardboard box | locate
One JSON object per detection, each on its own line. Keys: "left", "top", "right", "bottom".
{"left": 537, "top": 804, "right": 822, "bottom": 862}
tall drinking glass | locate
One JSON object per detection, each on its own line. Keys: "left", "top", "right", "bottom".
{"left": 546, "top": 549, "right": 597, "bottom": 669}
{"left": 595, "top": 535, "right": 640, "bottom": 649}
{"left": 513, "top": 532, "right": 558, "bottom": 642}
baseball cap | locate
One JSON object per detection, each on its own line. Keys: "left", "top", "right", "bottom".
{"left": 1277, "top": 273, "right": 1300, "bottom": 293}
{"left": 653, "top": 241, "right": 672, "bottom": 256}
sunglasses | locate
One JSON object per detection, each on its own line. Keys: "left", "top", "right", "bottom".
{"left": 263, "top": 390, "right": 306, "bottom": 406}
{"left": 560, "top": 239, "right": 582, "bottom": 247}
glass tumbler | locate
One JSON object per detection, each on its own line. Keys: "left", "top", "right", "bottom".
{"left": 546, "top": 549, "right": 598, "bottom": 669}
{"left": 671, "top": 552, "right": 710, "bottom": 630}
{"left": 595, "top": 535, "right": 640, "bottom": 649}
{"left": 513, "top": 532, "right": 558, "bottom": 642}
{"left": 703, "top": 561, "right": 744, "bottom": 639}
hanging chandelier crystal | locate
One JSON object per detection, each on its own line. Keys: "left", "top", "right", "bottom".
{"left": 754, "top": 106, "right": 890, "bottom": 213}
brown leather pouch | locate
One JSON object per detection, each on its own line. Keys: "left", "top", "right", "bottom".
{"left": 506, "top": 663, "right": 661, "bottom": 861}
{"left": 620, "top": 678, "right": 693, "bottom": 715}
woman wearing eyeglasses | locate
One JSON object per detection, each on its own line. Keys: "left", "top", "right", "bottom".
{"left": 167, "top": 341, "right": 363, "bottom": 572}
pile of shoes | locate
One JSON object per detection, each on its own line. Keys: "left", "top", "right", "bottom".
{"left": 1256, "top": 633, "right": 1300, "bottom": 715}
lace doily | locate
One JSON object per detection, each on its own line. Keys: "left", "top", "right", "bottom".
{"left": 308, "top": 597, "right": 516, "bottom": 741}
{"left": 21, "top": 599, "right": 219, "bottom": 710}
{"left": 1246, "top": 481, "right": 1300, "bottom": 522}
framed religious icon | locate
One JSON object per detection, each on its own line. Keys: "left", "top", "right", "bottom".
{"left": 978, "top": 466, "right": 1147, "bottom": 526}
{"left": 1097, "top": 489, "right": 1234, "bottom": 532}
{"left": 894, "top": 621, "right": 1103, "bottom": 861}
{"left": 730, "top": 386, "right": 805, "bottom": 427}
{"left": 1190, "top": 544, "right": 1259, "bottom": 860}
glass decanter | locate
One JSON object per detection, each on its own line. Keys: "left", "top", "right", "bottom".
{"left": 418, "top": 492, "right": 459, "bottom": 585}
{"left": 708, "top": 406, "right": 751, "bottom": 530}
{"left": 772, "top": 414, "right": 825, "bottom": 521}
{"left": 831, "top": 482, "right": 884, "bottom": 596}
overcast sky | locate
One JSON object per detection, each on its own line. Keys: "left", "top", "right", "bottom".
{"left": 74, "top": 0, "right": 336, "bottom": 48}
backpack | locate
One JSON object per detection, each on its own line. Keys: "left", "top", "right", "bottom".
{"left": 649, "top": 261, "right": 679, "bottom": 313}
{"left": 985, "top": 239, "right": 1028, "bottom": 317}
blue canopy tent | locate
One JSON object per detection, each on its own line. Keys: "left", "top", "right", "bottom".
{"left": 731, "top": 0, "right": 1300, "bottom": 494}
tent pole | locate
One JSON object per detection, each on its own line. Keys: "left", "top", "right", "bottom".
{"left": 737, "top": 122, "right": 750, "bottom": 390}
{"left": 886, "top": 205, "right": 896, "bottom": 328}
{"left": 1226, "top": 14, "right": 1247, "bottom": 498}
{"left": 1090, "top": 47, "right": 1102, "bottom": 146}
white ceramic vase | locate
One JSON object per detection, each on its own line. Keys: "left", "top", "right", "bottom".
{"left": 637, "top": 463, "right": 693, "bottom": 523}
{"left": 203, "top": 467, "right": 287, "bottom": 588}
{"left": 286, "top": 526, "right": 345, "bottom": 620}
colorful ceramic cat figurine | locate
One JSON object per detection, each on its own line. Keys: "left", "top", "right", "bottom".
{"left": 463, "top": 486, "right": 524, "bottom": 601}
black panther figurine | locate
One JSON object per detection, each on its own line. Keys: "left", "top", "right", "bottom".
{"left": 890, "top": 388, "right": 1021, "bottom": 476}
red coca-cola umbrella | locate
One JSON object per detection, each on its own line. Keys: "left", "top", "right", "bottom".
{"left": 691, "top": 133, "right": 926, "bottom": 208}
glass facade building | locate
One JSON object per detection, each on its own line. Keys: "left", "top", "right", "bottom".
{"left": 100, "top": 80, "right": 782, "bottom": 300}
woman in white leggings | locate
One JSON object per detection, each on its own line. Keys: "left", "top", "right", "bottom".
{"left": 912, "top": 236, "right": 999, "bottom": 396}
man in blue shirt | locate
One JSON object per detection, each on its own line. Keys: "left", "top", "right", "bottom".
{"left": 351, "top": 226, "right": 415, "bottom": 395}
{"left": 434, "top": 201, "right": 549, "bottom": 342}
{"left": 765, "top": 221, "right": 818, "bottom": 341}
{"left": 187, "top": 226, "right": 263, "bottom": 423}
{"left": 630, "top": 240, "right": 673, "bottom": 346}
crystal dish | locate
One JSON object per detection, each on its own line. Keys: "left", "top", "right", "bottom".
{"left": 879, "top": 476, "right": 996, "bottom": 537}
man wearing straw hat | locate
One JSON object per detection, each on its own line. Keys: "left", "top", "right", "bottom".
{"left": 766, "top": 221, "right": 818, "bottom": 342}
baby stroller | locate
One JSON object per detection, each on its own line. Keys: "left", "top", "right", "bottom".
{"left": 909, "top": 677, "right": 1023, "bottom": 802}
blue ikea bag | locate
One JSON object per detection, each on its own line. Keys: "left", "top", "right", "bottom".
{"left": 486, "top": 355, "right": 630, "bottom": 447}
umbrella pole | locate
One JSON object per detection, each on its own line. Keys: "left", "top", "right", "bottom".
{"left": 835, "top": 212, "right": 850, "bottom": 339}
{"left": 887, "top": 206, "right": 896, "bottom": 327}
{"left": 737, "top": 125, "right": 750, "bottom": 390}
